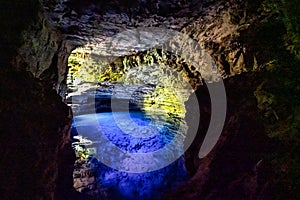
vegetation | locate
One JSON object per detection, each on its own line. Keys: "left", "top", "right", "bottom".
{"left": 248, "top": 0, "right": 300, "bottom": 197}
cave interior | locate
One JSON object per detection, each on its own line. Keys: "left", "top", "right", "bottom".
{"left": 0, "top": 0, "right": 299, "bottom": 199}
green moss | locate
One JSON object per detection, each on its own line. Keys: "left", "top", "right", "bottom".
{"left": 249, "top": 1, "right": 300, "bottom": 197}
{"left": 261, "top": 0, "right": 300, "bottom": 59}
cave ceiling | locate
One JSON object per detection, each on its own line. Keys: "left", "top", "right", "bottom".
{"left": 40, "top": 0, "right": 256, "bottom": 78}
{"left": 42, "top": 0, "right": 204, "bottom": 45}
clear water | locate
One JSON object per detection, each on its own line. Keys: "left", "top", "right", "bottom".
{"left": 72, "top": 111, "right": 188, "bottom": 199}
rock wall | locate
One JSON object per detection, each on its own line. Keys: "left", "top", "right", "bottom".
{"left": 13, "top": 16, "right": 73, "bottom": 97}
{"left": 0, "top": 70, "right": 74, "bottom": 199}
{"left": 166, "top": 74, "right": 274, "bottom": 199}
{"left": 0, "top": 1, "right": 77, "bottom": 199}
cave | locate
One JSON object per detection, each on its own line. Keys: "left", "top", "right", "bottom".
{"left": 0, "top": 0, "right": 299, "bottom": 200}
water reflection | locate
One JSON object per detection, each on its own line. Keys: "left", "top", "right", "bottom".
{"left": 72, "top": 111, "right": 188, "bottom": 199}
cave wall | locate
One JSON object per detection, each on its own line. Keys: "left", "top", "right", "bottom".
{"left": 0, "top": 0, "right": 299, "bottom": 199}
{"left": 12, "top": 14, "right": 73, "bottom": 97}
{"left": 165, "top": 74, "right": 274, "bottom": 199}
{"left": 0, "top": 1, "right": 76, "bottom": 199}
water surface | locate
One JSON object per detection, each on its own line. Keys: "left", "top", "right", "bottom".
{"left": 72, "top": 111, "right": 188, "bottom": 199}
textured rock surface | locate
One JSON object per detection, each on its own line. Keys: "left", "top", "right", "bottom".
{"left": 165, "top": 74, "right": 273, "bottom": 199}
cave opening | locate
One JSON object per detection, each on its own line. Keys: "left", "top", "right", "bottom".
{"left": 66, "top": 44, "right": 200, "bottom": 199}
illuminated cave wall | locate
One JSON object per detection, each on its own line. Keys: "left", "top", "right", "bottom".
{"left": 66, "top": 47, "right": 198, "bottom": 117}
{"left": 67, "top": 48, "right": 204, "bottom": 87}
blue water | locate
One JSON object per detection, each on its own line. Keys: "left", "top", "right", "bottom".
{"left": 72, "top": 111, "right": 188, "bottom": 199}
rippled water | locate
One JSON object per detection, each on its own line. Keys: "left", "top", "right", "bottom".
{"left": 72, "top": 111, "right": 188, "bottom": 199}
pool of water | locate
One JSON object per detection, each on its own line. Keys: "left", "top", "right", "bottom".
{"left": 71, "top": 111, "right": 189, "bottom": 199}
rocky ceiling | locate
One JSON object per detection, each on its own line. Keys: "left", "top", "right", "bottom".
{"left": 42, "top": 0, "right": 257, "bottom": 74}
{"left": 13, "top": 0, "right": 270, "bottom": 96}
{"left": 42, "top": 0, "right": 205, "bottom": 44}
